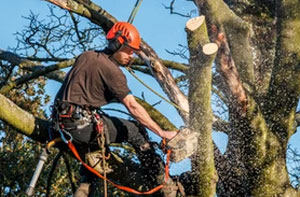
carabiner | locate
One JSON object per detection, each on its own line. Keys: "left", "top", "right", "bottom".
{"left": 58, "top": 128, "right": 73, "bottom": 144}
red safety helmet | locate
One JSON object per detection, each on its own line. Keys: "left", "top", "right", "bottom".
{"left": 106, "top": 22, "right": 141, "bottom": 50}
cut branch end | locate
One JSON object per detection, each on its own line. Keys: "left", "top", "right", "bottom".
{"left": 203, "top": 43, "right": 218, "bottom": 55}
{"left": 186, "top": 16, "right": 205, "bottom": 31}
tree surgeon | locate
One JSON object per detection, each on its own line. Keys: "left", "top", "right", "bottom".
{"left": 53, "top": 22, "right": 178, "bottom": 196}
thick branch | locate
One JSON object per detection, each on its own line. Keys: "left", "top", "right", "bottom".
{"left": 45, "top": 0, "right": 190, "bottom": 124}
{"left": 0, "top": 93, "right": 49, "bottom": 142}
{"left": 135, "top": 97, "right": 177, "bottom": 131}
{"left": 265, "top": 0, "right": 300, "bottom": 138}
{"left": 27, "top": 66, "right": 67, "bottom": 83}
{"left": 162, "top": 59, "right": 189, "bottom": 73}
{"left": 215, "top": 33, "right": 248, "bottom": 114}
{"left": 131, "top": 58, "right": 189, "bottom": 73}
{"left": 136, "top": 48, "right": 190, "bottom": 124}
{"left": 0, "top": 49, "right": 39, "bottom": 68}
{"left": 0, "top": 49, "right": 69, "bottom": 83}
{"left": 194, "top": 0, "right": 255, "bottom": 87}
{"left": 45, "top": 0, "right": 115, "bottom": 30}
{"left": 0, "top": 59, "right": 75, "bottom": 94}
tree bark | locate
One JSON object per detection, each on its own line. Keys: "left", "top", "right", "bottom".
{"left": 0, "top": 93, "right": 49, "bottom": 142}
{"left": 45, "top": 0, "right": 190, "bottom": 124}
{"left": 194, "top": 0, "right": 300, "bottom": 196}
{"left": 186, "top": 15, "right": 218, "bottom": 197}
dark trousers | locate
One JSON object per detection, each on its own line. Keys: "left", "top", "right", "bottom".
{"left": 66, "top": 114, "right": 149, "bottom": 149}
{"left": 65, "top": 114, "right": 164, "bottom": 185}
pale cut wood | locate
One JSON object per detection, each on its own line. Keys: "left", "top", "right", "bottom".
{"left": 203, "top": 43, "right": 218, "bottom": 55}
{"left": 186, "top": 16, "right": 205, "bottom": 31}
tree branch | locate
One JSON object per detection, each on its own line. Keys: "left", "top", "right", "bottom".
{"left": 194, "top": 0, "right": 255, "bottom": 87}
{"left": 215, "top": 32, "right": 248, "bottom": 114}
{"left": 0, "top": 59, "right": 75, "bottom": 94}
{"left": 135, "top": 97, "right": 177, "bottom": 131}
{"left": 44, "top": 0, "right": 190, "bottom": 124}
{"left": 265, "top": 0, "right": 300, "bottom": 138}
{"left": 130, "top": 58, "right": 189, "bottom": 73}
{"left": 0, "top": 49, "right": 68, "bottom": 83}
{"left": 212, "top": 115, "right": 231, "bottom": 134}
{"left": 0, "top": 93, "right": 49, "bottom": 142}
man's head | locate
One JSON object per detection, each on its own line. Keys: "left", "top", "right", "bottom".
{"left": 106, "top": 22, "right": 141, "bottom": 53}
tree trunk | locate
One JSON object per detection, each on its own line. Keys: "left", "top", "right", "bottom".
{"left": 186, "top": 16, "right": 218, "bottom": 197}
{"left": 194, "top": 0, "right": 300, "bottom": 196}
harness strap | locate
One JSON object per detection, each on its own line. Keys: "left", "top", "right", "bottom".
{"left": 66, "top": 140, "right": 171, "bottom": 195}
{"left": 55, "top": 109, "right": 172, "bottom": 195}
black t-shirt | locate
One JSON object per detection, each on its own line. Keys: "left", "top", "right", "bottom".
{"left": 56, "top": 50, "right": 131, "bottom": 108}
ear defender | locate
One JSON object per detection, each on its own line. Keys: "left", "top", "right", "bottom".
{"left": 107, "top": 39, "right": 121, "bottom": 53}
{"left": 107, "top": 30, "right": 123, "bottom": 53}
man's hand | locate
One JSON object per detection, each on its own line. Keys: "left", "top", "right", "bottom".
{"left": 161, "top": 130, "right": 178, "bottom": 140}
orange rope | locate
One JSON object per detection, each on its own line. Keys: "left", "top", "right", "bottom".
{"left": 67, "top": 140, "right": 171, "bottom": 195}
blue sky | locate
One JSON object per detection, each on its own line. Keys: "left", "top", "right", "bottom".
{"left": 0, "top": 0, "right": 198, "bottom": 175}
{"left": 1, "top": 0, "right": 299, "bottom": 176}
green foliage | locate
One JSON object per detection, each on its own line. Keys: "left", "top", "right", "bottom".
{"left": 0, "top": 5, "right": 135, "bottom": 196}
{"left": 0, "top": 70, "right": 81, "bottom": 196}
{"left": 0, "top": 128, "right": 80, "bottom": 196}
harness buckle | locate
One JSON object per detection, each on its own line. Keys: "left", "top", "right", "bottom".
{"left": 58, "top": 127, "right": 73, "bottom": 143}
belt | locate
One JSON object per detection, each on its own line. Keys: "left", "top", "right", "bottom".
{"left": 54, "top": 101, "right": 93, "bottom": 130}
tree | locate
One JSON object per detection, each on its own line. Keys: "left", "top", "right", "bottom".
{"left": 1, "top": 0, "right": 300, "bottom": 196}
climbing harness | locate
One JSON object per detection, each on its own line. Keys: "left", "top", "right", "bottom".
{"left": 58, "top": 130, "right": 172, "bottom": 195}
{"left": 51, "top": 101, "right": 173, "bottom": 195}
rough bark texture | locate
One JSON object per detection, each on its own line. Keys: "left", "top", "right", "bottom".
{"left": 186, "top": 16, "right": 218, "bottom": 197}
{"left": 1, "top": 0, "right": 300, "bottom": 196}
{"left": 0, "top": 93, "right": 49, "bottom": 142}
{"left": 193, "top": 0, "right": 300, "bottom": 196}
{"left": 137, "top": 47, "right": 190, "bottom": 124}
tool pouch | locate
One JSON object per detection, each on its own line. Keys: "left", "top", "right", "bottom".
{"left": 85, "top": 150, "right": 113, "bottom": 174}
{"left": 166, "top": 128, "right": 200, "bottom": 163}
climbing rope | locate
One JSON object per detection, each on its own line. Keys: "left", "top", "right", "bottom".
{"left": 125, "top": 66, "right": 189, "bottom": 114}
{"left": 45, "top": 138, "right": 76, "bottom": 197}
{"left": 65, "top": 139, "right": 171, "bottom": 195}
{"left": 127, "top": 0, "right": 143, "bottom": 24}
{"left": 46, "top": 151, "right": 63, "bottom": 197}
{"left": 94, "top": 112, "right": 108, "bottom": 197}
{"left": 126, "top": 0, "right": 188, "bottom": 115}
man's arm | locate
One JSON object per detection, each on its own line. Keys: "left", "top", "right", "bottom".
{"left": 121, "top": 94, "right": 177, "bottom": 140}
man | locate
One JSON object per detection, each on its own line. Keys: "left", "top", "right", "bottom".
{"left": 54, "top": 22, "right": 177, "bottom": 196}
